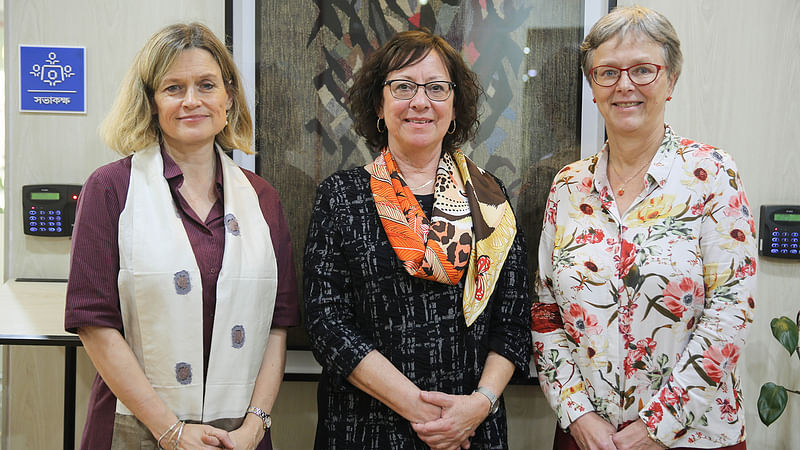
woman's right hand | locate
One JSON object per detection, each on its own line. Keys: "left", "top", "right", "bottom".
{"left": 408, "top": 399, "right": 443, "bottom": 425}
{"left": 568, "top": 412, "right": 618, "bottom": 450}
{"left": 348, "top": 350, "right": 445, "bottom": 425}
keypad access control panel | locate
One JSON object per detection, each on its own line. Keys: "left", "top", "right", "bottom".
{"left": 22, "top": 184, "right": 82, "bottom": 237}
{"left": 759, "top": 205, "right": 800, "bottom": 259}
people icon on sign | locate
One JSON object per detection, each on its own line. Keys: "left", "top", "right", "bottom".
{"left": 29, "top": 52, "right": 75, "bottom": 87}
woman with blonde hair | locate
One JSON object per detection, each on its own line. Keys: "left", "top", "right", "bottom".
{"left": 65, "top": 22, "right": 299, "bottom": 449}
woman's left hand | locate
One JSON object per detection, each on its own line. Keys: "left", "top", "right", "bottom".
{"left": 216, "top": 417, "right": 264, "bottom": 450}
{"left": 610, "top": 420, "right": 665, "bottom": 450}
{"left": 411, "top": 390, "right": 489, "bottom": 449}
{"left": 186, "top": 424, "right": 233, "bottom": 449}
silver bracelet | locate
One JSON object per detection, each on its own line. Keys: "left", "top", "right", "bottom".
{"left": 473, "top": 386, "right": 500, "bottom": 415}
{"left": 174, "top": 421, "right": 186, "bottom": 448}
{"left": 157, "top": 420, "right": 181, "bottom": 449}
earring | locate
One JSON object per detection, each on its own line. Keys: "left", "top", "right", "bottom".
{"left": 377, "top": 118, "right": 385, "bottom": 133}
{"left": 666, "top": 96, "right": 672, "bottom": 101}
{"left": 447, "top": 120, "right": 457, "bottom": 135}
{"left": 592, "top": 98, "right": 596, "bottom": 103}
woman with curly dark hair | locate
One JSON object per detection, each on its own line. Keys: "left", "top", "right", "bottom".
{"left": 304, "top": 29, "right": 532, "bottom": 449}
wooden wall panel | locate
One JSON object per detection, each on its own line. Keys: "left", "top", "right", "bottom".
{"left": 6, "top": 347, "right": 64, "bottom": 450}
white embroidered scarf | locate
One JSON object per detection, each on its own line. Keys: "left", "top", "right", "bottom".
{"left": 116, "top": 144, "right": 277, "bottom": 422}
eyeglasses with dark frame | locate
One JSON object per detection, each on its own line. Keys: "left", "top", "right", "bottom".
{"left": 590, "top": 63, "right": 667, "bottom": 87}
{"left": 383, "top": 79, "right": 456, "bottom": 102}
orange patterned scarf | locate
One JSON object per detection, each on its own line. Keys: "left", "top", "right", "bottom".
{"left": 367, "top": 148, "right": 517, "bottom": 325}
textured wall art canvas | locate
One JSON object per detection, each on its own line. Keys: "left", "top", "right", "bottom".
{"left": 255, "top": 0, "right": 586, "bottom": 355}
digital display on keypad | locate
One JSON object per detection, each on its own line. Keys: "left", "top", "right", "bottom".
{"left": 774, "top": 213, "right": 800, "bottom": 222}
{"left": 30, "top": 191, "right": 60, "bottom": 201}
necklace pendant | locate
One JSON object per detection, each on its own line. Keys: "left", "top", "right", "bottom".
{"left": 617, "top": 187, "right": 625, "bottom": 196}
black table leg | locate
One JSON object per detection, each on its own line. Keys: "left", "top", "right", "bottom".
{"left": 64, "top": 345, "right": 76, "bottom": 450}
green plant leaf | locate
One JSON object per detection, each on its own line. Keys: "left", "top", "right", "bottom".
{"left": 770, "top": 316, "right": 799, "bottom": 356}
{"left": 758, "top": 382, "right": 787, "bottom": 426}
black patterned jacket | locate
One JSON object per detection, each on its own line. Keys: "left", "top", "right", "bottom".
{"left": 304, "top": 167, "right": 532, "bottom": 450}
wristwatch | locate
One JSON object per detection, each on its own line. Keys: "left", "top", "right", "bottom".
{"left": 473, "top": 386, "right": 500, "bottom": 415}
{"left": 246, "top": 406, "right": 272, "bottom": 430}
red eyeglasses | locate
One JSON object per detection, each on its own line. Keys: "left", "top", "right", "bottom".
{"left": 590, "top": 63, "right": 666, "bottom": 87}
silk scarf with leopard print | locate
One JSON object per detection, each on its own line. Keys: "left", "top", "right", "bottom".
{"left": 367, "top": 148, "right": 517, "bottom": 326}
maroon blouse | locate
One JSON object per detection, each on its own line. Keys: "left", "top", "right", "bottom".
{"left": 65, "top": 148, "right": 299, "bottom": 449}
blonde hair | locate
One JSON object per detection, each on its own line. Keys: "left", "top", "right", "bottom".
{"left": 580, "top": 5, "right": 682, "bottom": 85}
{"left": 100, "top": 22, "right": 253, "bottom": 155}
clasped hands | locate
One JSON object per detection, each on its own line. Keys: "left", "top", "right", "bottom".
{"left": 409, "top": 390, "right": 492, "bottom": 450}
{"left": 568, "top": 412, "right": 666, "bottom": 450}
{"left": 158, "top": 420, "right": 262, "bottom": 450}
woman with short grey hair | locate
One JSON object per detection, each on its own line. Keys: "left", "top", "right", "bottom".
{"left": 532, "top": 6, "right": 755, "bottom": 450}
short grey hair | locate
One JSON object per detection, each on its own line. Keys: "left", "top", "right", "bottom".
{"left": 580, "top": 5, "right": 682, "bottom": 85}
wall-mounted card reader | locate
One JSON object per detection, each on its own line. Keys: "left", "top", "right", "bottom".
{"left": 22, "top": 184, "right": 82, "bottom": 237}
{"left": 759, "top": 205, "right": 800, "bottom": 259}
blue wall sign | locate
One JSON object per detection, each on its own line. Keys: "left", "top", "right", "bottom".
{"left": 20, "top": 45, "right": 86, "bottom": 113}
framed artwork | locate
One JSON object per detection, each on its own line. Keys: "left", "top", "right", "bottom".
{"left": 252, "top": 0, "right": 588, "bottom": 370}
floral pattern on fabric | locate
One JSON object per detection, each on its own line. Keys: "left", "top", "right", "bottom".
{"left": 531, "top": 126, "right": 756, "bottom": 448}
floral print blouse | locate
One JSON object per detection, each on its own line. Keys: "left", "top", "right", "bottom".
{"left": 531, "top": 125, "right": 757, "bottom": 448}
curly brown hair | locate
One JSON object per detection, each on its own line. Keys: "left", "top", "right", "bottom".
{"left": 347, "top": 29, "right": 482, "bottom": 154}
